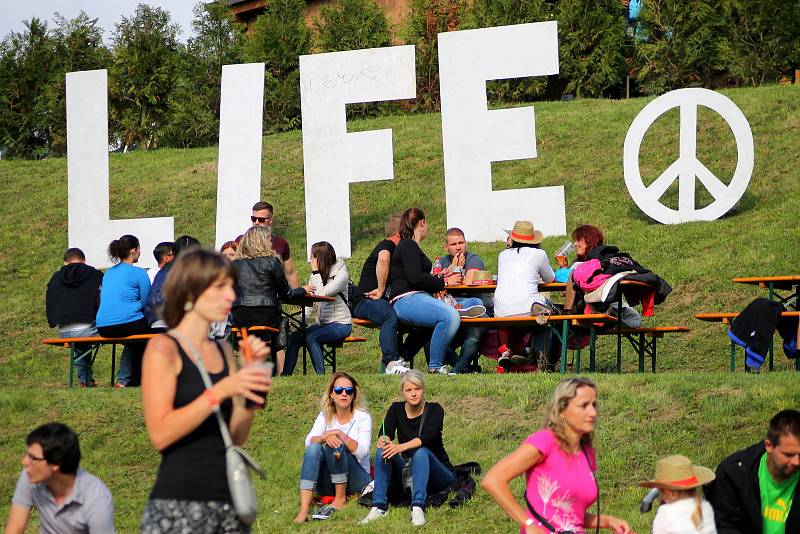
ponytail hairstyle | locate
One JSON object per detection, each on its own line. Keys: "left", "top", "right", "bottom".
{"left": 107, "top": 234, "right": 140, "bottom": 263}
{"left": 691, "top": 488, "right": 704, "bottom": 530}
{"left": 399, "top": 207, "right": 425, "bottom": 240}
{"left": 310, "top": 241, "right": 337, "bottom": 285}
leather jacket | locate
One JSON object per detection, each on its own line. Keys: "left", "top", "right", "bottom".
{"left": 233, "top": 256, "right": 305, "bottom": 308}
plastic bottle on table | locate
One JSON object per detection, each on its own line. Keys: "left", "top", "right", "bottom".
{"left": 431, "top": 256, "right": 442, "bottom": 275}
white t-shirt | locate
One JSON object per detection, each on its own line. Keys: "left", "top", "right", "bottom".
{"left": 652, "top": 498, "right": 717, "bottom": 534}
{"left": 147, "top": 266, "right": 160, "bottom": 284}
{"left": 494, "top": 247, "right": 555, "bottom": 317}
{"left": 305, "top": 409, "right": 372, "bottom": 473}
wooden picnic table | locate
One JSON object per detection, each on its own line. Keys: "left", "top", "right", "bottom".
{"left": 733, "top": 276, "right": 800, "bottom": 309}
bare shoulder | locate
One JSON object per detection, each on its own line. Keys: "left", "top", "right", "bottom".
{"left": 146, "top": 333, "right": 178, "bottom": 355}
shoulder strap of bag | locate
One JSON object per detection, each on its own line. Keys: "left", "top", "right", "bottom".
{"left": 522, "top": 490, "right": 557, "bottom": 532}
{"left": 168, "top": 330, "right": 234, "bottom": 449}
{"left": 417, "top": 403, "right": 427, "bottom": 438}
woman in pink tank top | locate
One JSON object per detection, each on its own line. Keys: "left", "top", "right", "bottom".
{"left": 482, "top": 377, "right": 633, "bottom": 534}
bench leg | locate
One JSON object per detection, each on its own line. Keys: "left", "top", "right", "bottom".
{"left": 111, "top": 344, "right": 117, "bottom": 386}
{"left": 651, "top": 336, "right": 658, "bottom": 373}
{"left": 575, "top": 343, "right": 582, "bottom": 373}
{"left": 638, "top": 332, "right": 645, "bottom": 373}
{"left": 589, "top": 328, "right": 596, "bottom": 372}
{"left": 616, "top": 298, "right": 623, "bottom": 373}
{"left": 69, "top": 344, "right": 75, "bottom": 387}
{"left": 560, "top": 321, "right": 568, "bottom": 374}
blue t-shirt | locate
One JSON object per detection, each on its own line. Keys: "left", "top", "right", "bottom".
{"left": 96, "top": 263, "right": 151, "bottom": 327}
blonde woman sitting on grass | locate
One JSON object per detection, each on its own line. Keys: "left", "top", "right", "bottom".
{"left": 640, "top": 455, "right": 716, "bottom": 534}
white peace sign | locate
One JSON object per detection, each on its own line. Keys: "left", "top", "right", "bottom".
{"left": 623, "top": 88, "right": 754, "bottom": 224}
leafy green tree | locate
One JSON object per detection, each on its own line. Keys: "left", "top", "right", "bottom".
{"left": 0, "top": 18, "right": 55, "bottom": 158}
{"left": 314, "top": 0, "right": 392, "bottom": 52}
{"left": 109, "top": 4, "right": 181, "bottom": 151}
{"left": 635, "top": 0, "right": 722, "bottom": 95}
{"left": 46, "top": 13, "right": 111, "bottom": 155}
{"left": 462, "top": 0, "right": 551, "bottom": 103}
{"left": 554, "top": 0, "right": 627, "bottom": 98}
{"left": 717, "top": 0, "right": 800, "bottom": 87}
{"left": 406, "top": 0, "right": 467, "bottom": 112}
{"left": 162, "top": 1, "right": 245, "bottom": 147}
{"left": 243, "top": 0, "right": 310, "bottom": 132}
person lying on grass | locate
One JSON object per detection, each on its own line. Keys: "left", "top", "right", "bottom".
{"left": 294, "top": 372, "right": 372, "bottom": 523}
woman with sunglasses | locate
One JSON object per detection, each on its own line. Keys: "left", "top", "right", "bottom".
{"left": 482, "top": 377, "right": 632, "bottom": 534}
{"left": 294, "top": 372, "right": 371, "bottom": 523}
{"left": 232, "top": 226, "right": 308, "bottom": 374}
{"left": 360, "top": 369, "right": 454, "bottom": 527}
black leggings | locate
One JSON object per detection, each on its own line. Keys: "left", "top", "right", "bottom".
{"left": 232, "top": 306, "right": 282, "bottom": 348}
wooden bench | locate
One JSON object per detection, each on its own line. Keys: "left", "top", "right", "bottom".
{"left": 590, "top": 326, "right": 690, "bottom": 373}
{"left": 695, "top": 312, "right": 800, "bottom": 371}
{"left": 316, "top": 336, "right": 368, "bottom": 373}
{"left": 42, "top": 334, "right": 157, "bottom": 387}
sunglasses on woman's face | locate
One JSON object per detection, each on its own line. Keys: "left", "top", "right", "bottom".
{"left": 333, "top": 386, "right": 354, "bottom": 395}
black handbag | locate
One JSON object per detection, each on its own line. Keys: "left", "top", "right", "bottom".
{"left": 274, "top": 316, "right": 290, "bottom": 351}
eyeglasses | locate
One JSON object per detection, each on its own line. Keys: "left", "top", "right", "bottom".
{"left": 25, "top": 452, "right": 46, "bottom": 462}
{"left": 333, "top": 386, "right": 355, "bottom": 395}
{"left": 251, "top": 216, "right": 272, "bottom": 223}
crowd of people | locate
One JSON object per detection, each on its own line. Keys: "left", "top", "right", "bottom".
{"left": 30, "top": 199, "right": 798, "bottom": 533}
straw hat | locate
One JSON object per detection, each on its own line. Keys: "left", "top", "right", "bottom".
{"left": 504, "top": 221, "right": 543, "bottom": 245}
{"left": 639, "top": 455, "right": 715, "bottom": 490}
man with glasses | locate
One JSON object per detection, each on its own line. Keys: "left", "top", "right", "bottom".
{"left": 5, "top": 423, "right": 115, "bottom": 534}
{"left": 248, "top": 201, "right": 299, "bottom": 288}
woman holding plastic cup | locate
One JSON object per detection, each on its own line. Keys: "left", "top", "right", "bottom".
{"left": 293, "top": 372, "right": 372, "bottom": 523}
{"left": 140, "top": 249, "right": 272, "bottom": 533}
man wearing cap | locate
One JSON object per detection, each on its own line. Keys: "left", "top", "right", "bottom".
{"left": 5, "top": 423, "right": 115, "bottom": 534}
{"left": 706, "top": 409, "right": 800, "bottom": 533}
{"left": 639, "top": 455, "right": 717, "bottom": 532}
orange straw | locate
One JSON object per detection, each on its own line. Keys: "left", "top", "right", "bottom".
{"left": 240, "top": 327, "right": 254, "bottom": 365}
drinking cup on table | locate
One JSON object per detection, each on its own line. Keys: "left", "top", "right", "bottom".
{"left": 555, "top": 240, "right": 574, "bottom": 267}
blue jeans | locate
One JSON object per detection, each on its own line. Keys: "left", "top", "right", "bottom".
{"left": 372, "top": 447, "right": 455, "bottom": 509}
{"left": 299, "top": 443, "right": 371, "bottom": 496}
{"left": 284, "top": 322, "right": 352, "bottom": 375}
{"left": 59, "top": 324, "right": 98, "bottom": 385}
{"left": 452, "top": 297, "right": 486, "bottom": 373}
{"left": 393, "top": 293, "right": 460, "bottom": 370}
{"left": 353, "top": 298, "right": 400, "bottom": 365}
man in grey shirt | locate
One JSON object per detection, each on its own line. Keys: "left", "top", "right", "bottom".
{"left": 5, "top": 423, "right": 115, "bottom": 534}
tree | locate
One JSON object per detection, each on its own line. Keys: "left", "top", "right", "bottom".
{"left": 161, "top": 1, "right": 245, "bottom": 147}
{"left": 109, "top": 4, "right": 181, "bottom": 151}
{"left": 405, "top": 0, "right": 467, "bottom": 112}
{"left": 635, "top": 0, "right": 723, "bottom": 95}
{"left": 462, "top": 0, "right": 551, "bottom": 103}
{"left": 314, "top": 0, "right": 392, "bottom": 52}
{"left": 717, "top": 0, "right": 800, "bottom": 87}
{"left": 0, "top": 18, "right": 55, "bottom": 158}
{"left": 554, "top": 0, "right": 627, "bottom": 98}
{"left": 244, "top": 0, "right": 310, "bottom": 132}
{"left": 46, "top": 12, "right": 111, "bottom": 155}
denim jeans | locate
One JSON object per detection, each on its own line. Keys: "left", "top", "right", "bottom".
{"left": 452, "top": 297, "right": 486, "bottom": 373}
{"left": 393, "top": 293, "right": 460, "bottom": 370}
{"left": 372, "top": 447, "right": 455, "bottom": 510}
{"left": 353, "top": 298, "right": 400, "bottom": 365}
{"left": 59, "top": 324, "right": 98, "bottom": 385}
{"left": 299, "top": 443, "right": 371, "bottom": 496}
{"left": 284, "top": 322, "right": 352, "bottom": 375}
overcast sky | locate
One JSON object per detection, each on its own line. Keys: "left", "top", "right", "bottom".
{"left": 0, "top": 1, "right": 206, "bottom": 43}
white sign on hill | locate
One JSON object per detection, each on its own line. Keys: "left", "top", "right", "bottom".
{"left": 65, "top": 22, "right": 754, "bottom": 268}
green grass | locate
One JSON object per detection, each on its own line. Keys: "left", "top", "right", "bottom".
{"left": 0, "top": 84, "right": 799, "bottom": 532}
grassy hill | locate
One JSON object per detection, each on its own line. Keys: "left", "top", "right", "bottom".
{"left": 0, "top": 84, "right": 798, "bottom": 531}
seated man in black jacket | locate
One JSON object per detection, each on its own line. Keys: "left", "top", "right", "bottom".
{"left": 706, "top": 409, "right": 800, "bottom": 534}
{"left": 45, "top": 248, "right": 103, "bottom": 387}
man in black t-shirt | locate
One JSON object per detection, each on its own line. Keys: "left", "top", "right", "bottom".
{"left": 352, "top": 214, "right": 410, "bottom": 374}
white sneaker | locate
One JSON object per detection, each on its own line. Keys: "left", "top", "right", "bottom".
{"left": 428, "top": 364, "right": 455, "bottom": 375}
{"left": 360, "top": 507, "right": 387, "bottom": 525}
{"left": 411, "top": 506, "right": 426, "bottom": 526}
{"left": 385, "top": 359, "right": 410, "bottom": 375}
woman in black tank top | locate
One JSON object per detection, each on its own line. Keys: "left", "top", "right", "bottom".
{"left": 139, "top": 249, "right": 272, "bottom": 534}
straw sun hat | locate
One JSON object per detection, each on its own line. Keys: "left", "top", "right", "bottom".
{"left": 504, "top": 221, "right": 544, "bottom": 245}
{"left": 639, "top": 455, "right": 715, "bottom": 490}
